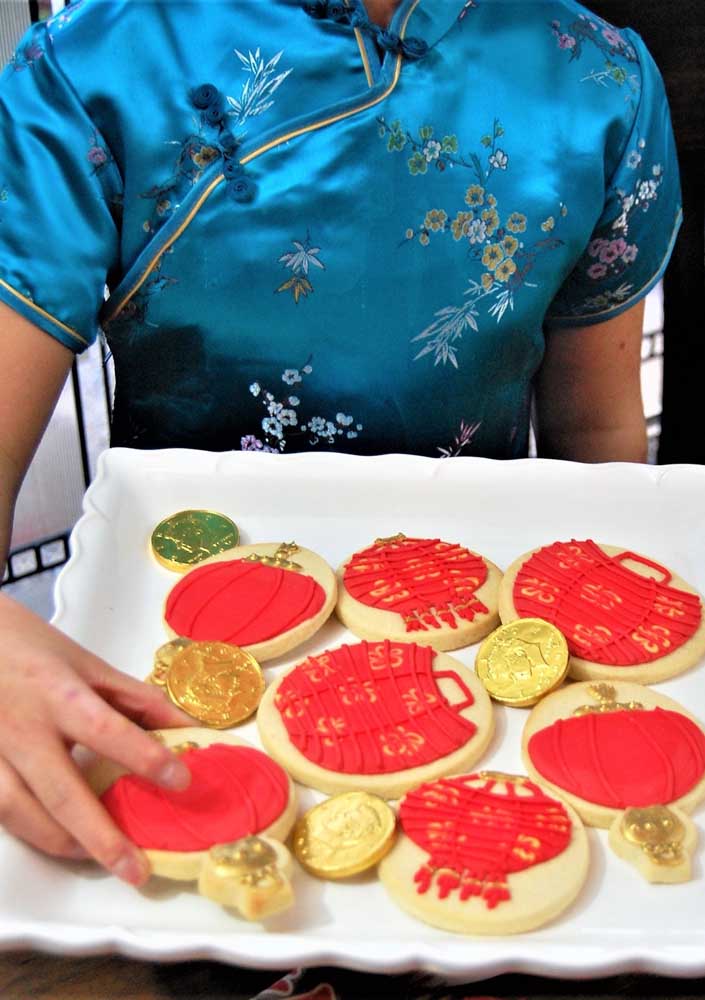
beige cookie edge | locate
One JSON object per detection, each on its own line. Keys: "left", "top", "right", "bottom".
{"left": 607, "top": 804, "right": 697, "bottom": 883}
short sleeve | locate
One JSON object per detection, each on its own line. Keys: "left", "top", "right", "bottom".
{"left": 0, "top": 20, "right": 121, "bottom": 352}
{"left": 544, "top": 28, "right": 682, "bottom": 328}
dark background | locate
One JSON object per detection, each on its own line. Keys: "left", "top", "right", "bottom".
{"left": 589, "top": 0, "right": 704, "bottom": 464}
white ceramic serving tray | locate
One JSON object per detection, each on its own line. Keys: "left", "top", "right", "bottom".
{"left": 3, "top": 449, "right": 705, "bottom": 980}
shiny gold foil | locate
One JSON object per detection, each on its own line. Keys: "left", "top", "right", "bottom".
{"left": 621, "top": 806, "right": 686, "bottom": 867}
{"left": 243, "top": 541, "right": 302, "bottom": 572}
{"left": 150, "top": 509, "right": 239, "bottom": 572}
{"left": 146, "top": 637, "right": 192, "bottom": 686}
{"left": 165, "top": 641, "right": 265, "bottom": 728}
{"left": 474, "top": 618, "right": 569, "bottom": 707}
{"left": 573, "top": 682, "right": 644, "bottom": 717}
{"left": 293, "top": 792, "right": 396, "bottom": 879}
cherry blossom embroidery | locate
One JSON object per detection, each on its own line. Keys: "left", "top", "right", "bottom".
{"left": 10, "top": 42, "right": 43, "bottom": 72}
{"left": 276, "top": 234, "right": 326, "bottom": 303}
{"left": 551, "top": 13, "right": 639, "bottom": 104}
{"left": 242, "top": 362, "right": 363, "bottom": 452}
{"left": 437, "top": 420, "right": 482, "bottom": 457}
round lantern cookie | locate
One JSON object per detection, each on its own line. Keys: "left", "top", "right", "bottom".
{"left": 257, "top": 639, "right": 494, "bottom": 800}
{"left": 379, "top": 772, "right": 589, "bottom": 935}
{"left": 336, "top": 534, "right": 503, "bottom": 651}
{"left": 86, "top": 728, "right": 297, "bottom": 880}
{"left": 499, "top": 539, "right": 705, "bottom": 683}
{"left": 522, "top": 680, "right": 705, "bottom": 828}
{"left": 163, "top": 541, "right": 337, "bottom": 663}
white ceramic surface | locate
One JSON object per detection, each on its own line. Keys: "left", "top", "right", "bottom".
{"left": 3, "top": 449, "right": 705, "bottom": 979}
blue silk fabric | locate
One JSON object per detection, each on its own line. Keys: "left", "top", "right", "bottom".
{"left": 0, "top": 0, "right": 681, "bottom": 457}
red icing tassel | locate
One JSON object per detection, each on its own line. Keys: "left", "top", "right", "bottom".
{"left": 275, "top": 640, "right": 477, "bottom": 774}
{"left": 101, "top": 744, "right": 289, "bottom": 851}
{"left": 528, "top": 707, "right": 705, "bottom": 809}
{"left": 164, "top": 558, "right": 326, "bottom": 644}
{"left": 343, "top": 537, "right": 489, "bottom": 632}
{"left": 400, "top": 774, "right": 571, "bottom": 909}
{"left": 513, "top": 539, "right": 702, "bottom": 665}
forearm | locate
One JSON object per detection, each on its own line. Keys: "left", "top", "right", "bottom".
{"left": 0, "top": 448, "right": 20, "bottom": 571}
{"left": 536, "top": 413, "right": 648, "bottom": 463}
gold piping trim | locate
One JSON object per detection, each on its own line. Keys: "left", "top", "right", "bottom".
{"left": 354, "top": 27, "right": 375, "bottom": 88}
{"left": 107, "top": 173, "right": 226, "bottom": 322}
{"left": 547, "top": 207, "right": 683, "bottom": 325}
{"left": 0, "top": 277, "right": 87, "bottom": 347}
{"left": 106, "top": 0, "right": 421, "bottom": 324}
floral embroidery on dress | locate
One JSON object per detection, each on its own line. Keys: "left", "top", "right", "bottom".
{"left": 87, "top": 132, "right": 114, "bottom": 177}
{"left": 551, "top": 13, "right": 639, "bottom": 104}
{"left": 242, "top": 362, "right": 363, "bottom": 452}
{"left": 276, "top": 234, "right": 326, "bottom": 303}
{"left": 556, "top": 137, "right": 664, "bottom": 317}
{"left": 458, "top": 0, "right": 479, "bottom": 20}
{"left": 226, "top": 49, "right": 293, "bottom": 126}
{"left": 105, "top": 251, "right": 178, "bottom": 332}
{"left": 46, "top": 0, "right": 86, "bottom": 34}
{"left": 10, "top": 41, "right": 44, "bottom": 72}
{"left": 437, "top": 420, "right": 482, "bottom": 457}
{"left": 380, "top": 118, "right": 566, "bottom": 366}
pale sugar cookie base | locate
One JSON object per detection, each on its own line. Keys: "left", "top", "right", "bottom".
{"left": 379, "top": 781, "right": 588, "bottom": 935}
{"left": 163, "top": 543, "right": 337, "bottom": 663}
{"left": 85, "top": 727, "right": 297, "bottom": 880}
{"left": 336, "top": 543, "right": 503, "bottom": 652}
{"left": 257, "top": 648, "right": 494, "bottom": 800}
{"left": 521, "top": 681, "right": 705, "bottom": 828}
{"left": 499, "top": 542, "right": 705, "bottom": 684}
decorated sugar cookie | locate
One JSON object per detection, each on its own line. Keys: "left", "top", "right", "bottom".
{"left": 336, "top": 534, "right": 502, "bottom": 651}
{"left": 378, "top": 772, "right": 588, "bottom": 935}
{"left": 257, "top": 639, "right": 494, "bottom": 799}
{"left": 499, "top": 539, "right": 705, "bottom": 683}
{"left": 163, "top": 542, "right": 337, "bottom": 662}
{"left": 522, "top": 681, "right": 705, "bottom": 828}
{"left": 608, "top": 804, "right": 697, "bottom": 884}
{"left": 86, "top": 728, "right": 297, "bottom": 882}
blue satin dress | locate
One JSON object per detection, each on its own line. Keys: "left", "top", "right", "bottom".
{"left": 0, "top": 0, "right": 681, "bottom": 458}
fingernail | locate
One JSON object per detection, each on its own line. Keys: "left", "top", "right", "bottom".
{"left": 66, "top": 843, "right": 90, "bottom": 860}
{"left": 112, "top": 853, "right": 149, "bottom": 886}
{"left": 157, "top": 757, "right": 191, "bottom": 791}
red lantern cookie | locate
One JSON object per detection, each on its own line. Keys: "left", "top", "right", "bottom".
{"left": 163, "top": 542, "right": 337, "bottom": 662}
{"left": 336, "top": 534, "right": 502, "bottom": 651}
{"left": 86, "top": 728, "right": 297, "bottom": 880}
{"left": 522, "top": 681, "right": 705, "bottom": 828}
{"left": 257, "top": 639, "right": 494, "bottom": 799}
{"left": 378, "top": 772, "right": 588, "bottom": 935}
{"left": 499, "top": 539, "right": 705, "bottom": 682}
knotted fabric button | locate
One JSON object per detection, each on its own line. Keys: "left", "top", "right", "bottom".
{"left": 204, "top": 103, "right": 226, "bottom": 127}
{"left": 191, "top": 83, "right": 220, "bottom": 110}
{"left": 327, "top": 1, "right": 349, "bottom": 20}
{"left": 375, "top": 28, "right": 402, "bottom": 52}
{"left": 302, "top": 0, "right": 328, "bottom": 18}
{"left": 228, "top": 175, "right": 257, "bottom": 204}
{"left": 400, "top": 35, "right": 429, "bottom": 60}
{"left": 220, "top": 132, "right": 240, "bottom": 157}
{"left": 223, "top": 158, "right": 243, "bottom": 180}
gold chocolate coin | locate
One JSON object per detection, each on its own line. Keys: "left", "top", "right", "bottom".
{"left": 475, "top": 618, "right": 569, "bottom": 707}
{"left": 293, "top": 792, "right": 396, "bottom": 879}
{"left": 147, "top": 637, "right": 192, "bottom": 686}
{"left": 166, "top": 641, "right": 265, "bottom": 728}
{"left": 151, "top": 510, "right": 239, "bottom": 572}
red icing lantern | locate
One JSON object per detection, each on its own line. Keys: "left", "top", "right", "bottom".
{"left": 400, "top": 774, "right": 572, "bottom": 909}
{"left": 513, "top": 539, "right": 702, "bottom": 665}
{"left": 275, "top": 640, "right": 477, "bottom": 774}
{"left": 528, "top": 707, "right": 705, "bottom": 809}
{"left": 343, "top": 537, "right": 489, "bottom": 632}
{"left": 165, "top": 558, "right": 326, "bottom": 645}
{"left": 101, "top": 744, "right": 289, "bottom": 851}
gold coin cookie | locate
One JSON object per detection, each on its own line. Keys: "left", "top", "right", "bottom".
{"left": 151, "top": 510, "right": 239, "bottom": 572}
{"left": 475, "top": 618, "right": 569, "bottom": 707}
{"left": 293, "top": 792, "right": 396, "bottom": 879}
{"left": 147, "top": 637, "right": 192, "bottom": 686}
{"left": 166, "top": 641, "right": 265, "bottom": 728}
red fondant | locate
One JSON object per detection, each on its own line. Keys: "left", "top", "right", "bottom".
{"left": 528, "top": 707, "right": 705, "bottom": 808}
{"left": 513, "top": 539, "right": 702, "bottom": 665}
{"left": 400, "top": 774, "right": 572, "bottom": 909}
{"left": 165, "top": 558, "right": 326, "bottom": 644}
{"left": 275, "top": 639, "right": 477, "bottom": 775}
{"left": 101, "top": 744, "right": 289, "bottom": 851}
{"left": 343, "top": 537, "right": 489, "bottom": 632}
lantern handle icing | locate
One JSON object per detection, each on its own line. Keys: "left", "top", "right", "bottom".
{"left": 613, "top": 551, "right": 672, "bottom": 585}
{"left": 434, "top": 670, "right": 475, "bottom": 713}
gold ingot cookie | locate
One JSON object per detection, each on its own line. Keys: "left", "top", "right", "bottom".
{"left": 608, "top": 804, "right": 697, "bottom": 883}
{"left": 475, "top": 618, "right": 569, "bottom": 707}
{"left": 166, "top": 641, "right": 265, "bottom": 728}
{"left": 146, "top": 637, "right": 192, "bottom": 686}
{"left": 198, "top": 835, "right": 294, "bottom": 920}
{"left": 293, "top": 792, "right": 396, "bottom": 879}
{"left": 151, "top": 509, "right": 239, "bottom": 572}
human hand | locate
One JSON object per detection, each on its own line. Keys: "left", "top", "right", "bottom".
{"left": 0, "top": 592, "right": 192, "bottom": 885}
